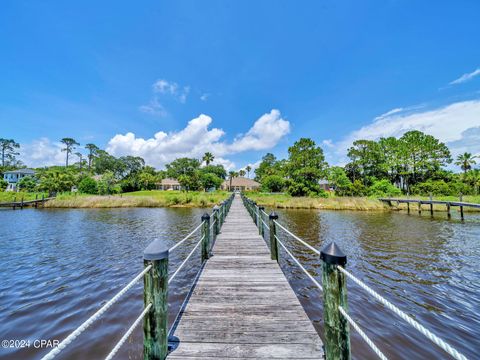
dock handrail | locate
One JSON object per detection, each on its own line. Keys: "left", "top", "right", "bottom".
{"left": 39, "top": 193, "right": 235, "bottom": 360}
{"left": 241, "top": 193, "right": 468, "bottom": 360}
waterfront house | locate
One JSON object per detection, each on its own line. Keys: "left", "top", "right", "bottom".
{"left": 3, "top": 169, "right": 36, "bottom": 191}
{"left": 158, "top": 178, "right": 183, "bottom": 190}
{"left": 221, "top": 177, "right": 261, "bottom": 191}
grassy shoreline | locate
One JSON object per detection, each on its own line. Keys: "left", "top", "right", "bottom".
{"left": 246, "top": 193, "right": 480, "bottom": 212}
{"left": 44, "top": 191, "right": 229, "bottom": 208}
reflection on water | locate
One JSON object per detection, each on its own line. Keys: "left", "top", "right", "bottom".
{"left": 273, "top": 209, "right": 480, "bottom": 359}
{"left": 0, "top": 207, "right": 479, "bottom": 359}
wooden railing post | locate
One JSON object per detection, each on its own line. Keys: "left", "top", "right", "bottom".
{"left": 213, "top": 205, "right": 220, "bottom": 236}
{"left": 459, "top": 193, "right": 464, "bottom": 220}
{"left": 258, "top": 206, "right": 265, "bottom": 237}
{"left": 253, "top": 202, "right": 258, "bottom": 225}
{"left": 143, "top": 242, "right": 169, "bottom": 360}
{"left": 201, "top": 213, "right": 211, "bottom": 261}
{"left": 320, "top": 242, "right": 351, "bottom": 360}
{"left": 269, "top": 212, "right": 279, "bottom": 262}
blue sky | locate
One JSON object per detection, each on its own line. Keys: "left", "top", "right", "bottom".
{"left": 1, "top": 0, "right": 480, "bottom": 170}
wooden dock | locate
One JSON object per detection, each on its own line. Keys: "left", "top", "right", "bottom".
{"left": 168, "top": 194, "right": 324, "bottom": 359}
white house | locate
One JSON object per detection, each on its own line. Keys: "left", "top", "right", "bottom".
{"left": 3, "top": 169, "right": 36, "bottom": 191}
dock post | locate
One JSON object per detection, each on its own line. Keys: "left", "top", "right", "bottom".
{"left": 269, "top": 212, "right": 279, "bottom": 262}
{"left": 429, "top": 193, "right": 433, "bottom": 216}
{"left": 213, "top": 205, "right": 220, "bottom": 237}
{"left": 143, "top": 242, "right": 169, "bottom": 360}
{"left": 407, "top": 201, "right": 410, "bottom": 214}
{"left": 21, "top": 197, "right": 24, "bottom": 210}
{"left": 446, "top": 203, "right": 451, "bottom": 219}
{"left": 13, "top": 196, "right": 16, "bottom": 210}
{"left": 42, "top": 194, "right": 45, "bottom": 208}
{"left": 418, "top": 201, "right": 422, "bottom": 215}
{"left": 201, "top": 213, "right": 211, "bottom": 261}
{"left": 258, "top": 206, "right": 265, "bottom": 237}
{"left": 320, "top": 242, "right": 351, "bottom": 360}
{"left": 220, "top": 201, "right": 225, "bottom": 226}
{"left": 459, "top": 193, "right": 464, "bottom": 221}
{"left": 253, "top": 202, "right": 258, "bottom": 226}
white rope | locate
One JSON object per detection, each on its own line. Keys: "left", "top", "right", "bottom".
{"left": 274, "top": 220, "right": 320, "bottom": 255}
{"left": 41, "top": 265, "right": 152, "bottom": 360}
{"left": 337, "top": 266, "right": 468, "bottom": 360}
{"left": 169, "top": 235, "right": 204, "bottom": 284}
{"left": 275, "top": 235, "right": 322, "bottom": 291}
{"left": 338, "top": 306, "right": 389, "bottom": 360}
{"left": 209, "top": 219, "right": 217, "bottom": 230}
{"left": 104, "top": 303, "right": 152, "bottom": 360}
{"left": 169, "top": 221, "right": 204, "bottom": 252}
{"left": 261, "top": 219, "right": 269, "bottom": 229}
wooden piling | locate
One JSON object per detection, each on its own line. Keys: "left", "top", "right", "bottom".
{"left": 143, "top": 242, "right": 169, "bottom": 360}
{"left": 258, "top": 206, "right": 265, "bottom": 237}
{"left": 269, "top": 212, "right": 279, "bottom": 262}
{"left": 446, "top": 202, "right": 451, "bottom": 219}
{"left": 320, "top": 242, "right": 351, "bottom": 360}
{"left": 407, "top": 201, "right": 410, "bottom": 214}
{"left": 201, "top": 213, "right": 211, "bottom": 261}
{"left": 429, "top": 194, "right": 433, "bottom": 216}
{"left": 21, "top": 197, "right": 24, "bottom": 210}
{"left": 213, "top": 205, "right": 220, "bottom": 237}
{"left": 418, "top": 201, "right": 422, "bottom": 214}
{"left": 459, "top": 193, "right": 464, "bottom": 221}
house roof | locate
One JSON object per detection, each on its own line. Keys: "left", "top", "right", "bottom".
{"left": 222, "top": 177, "right": 260, "bottom": 187}
{"left": 3, "top": 169, "right": 36, "bottom": 175}
{"left": 160, "top": 178, "right": 181, "bottom": 186}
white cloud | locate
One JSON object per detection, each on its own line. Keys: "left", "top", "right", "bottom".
{"left": 139, "top": 97, "right": 167, "bottom": 116}
{"left": 200, "top": 93, "right": 210, "bottom": 101}
{"left": 227, "top": 110, "right": 290, "bottom": 153}
{"left": 329, "top": 99, "right": 480, "bottom": 165}
{"left": 322, "top": 139, "right": 334, "bottom": 148}
{"left": 450, "top": 68, "right": 480, "bottom": 85}
{"left": 19, "top": 138, "right": 66, "bottom": 167}
{"left": 140, "top": 79, "right": 190, "bottom": 116}
{"left": 107, "top": 109, "right": 290, "bottom": 169}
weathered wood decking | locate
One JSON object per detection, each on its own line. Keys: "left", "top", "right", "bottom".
{"left": 168, "top": 195, "right": 323, "bottom": 359}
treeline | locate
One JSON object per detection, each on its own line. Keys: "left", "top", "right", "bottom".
{"left": 0, "top": 137, "right": 231, "bottom": 195}
{"left": 255, "top": 130, "right": 479, "bottom": 197}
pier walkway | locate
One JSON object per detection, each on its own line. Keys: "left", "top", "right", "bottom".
{"left": 168, "top": 194, "right": 324, "bottom": 359}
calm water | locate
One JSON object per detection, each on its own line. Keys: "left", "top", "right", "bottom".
{"left": 0, "top": 207, "right": 479, "bottom": 359}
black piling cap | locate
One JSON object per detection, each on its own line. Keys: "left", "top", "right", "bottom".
{"left": 213, "top": 205, "right": 220, "bottom": 211}
{"left": 144, "top": 240, "right": 169, "bottom": 260}
{"left": 258, "top": 206, "right": 265, "bottom": 210}
{"left": 201, "top": 212, "right": 210, "bottom": 221}
{"left": 320, "top": 242, "right": 347, "bottom": 266}
{"left": 269, "top": 211, "right": 279, "bottom": 220}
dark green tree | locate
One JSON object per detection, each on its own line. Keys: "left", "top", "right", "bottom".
{"left": 0, "top": 138, "right": 20, "bottom": 167}
{"left": 61, "top": 138, "right": 80, "bottom": 167}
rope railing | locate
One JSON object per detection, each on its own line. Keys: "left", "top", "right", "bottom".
{"left": 274, "top": 220, "right": 320, "bottom": 255}
{"left": 275, "top": 235, "right": 322, "bottom": 291}
{"left": 240, "top": 193, "right": 468, "bottom": 360}
{"left": 104, "top": 303, "right": 152, "bottom": 360}
{"left": 168, "top": 235, "right": 204, "bottom": 285}
{"left": 40, "top": 265, "right": 153, "bottom": 360}
{"left": 338, "top": 306, "right": 388, "bottom": 360}
{"left": 337, "top": 265, "right": 468, "bottom": 360}
{"left": 169, "top": 221, "right": 205, "bottom": 252}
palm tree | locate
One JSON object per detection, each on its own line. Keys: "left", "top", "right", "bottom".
{"left": 466, "top": 169, "right": 480, "bottom": 195}
{"left": 61, "top": 138, "right": 80, "bottom": 167}
{"left": 75, "top": 152, "right": 83, "bottom": 170}
{"left": 85, "top": 143, "right": 99, "bottom": 171}
{"left": 455, "top": 152, "right": 477, "bottom": 174}
{"left": 239, "top": 169, "right": 246, "bottom": 177}
{"left": 228, "top": 171, "right": 238, "bottom": 191}
{"left": 245, "top": 165, "right": 252, "bottom": 178}
{"left": 202, "top": 152, "right": 214, "bottom": 166}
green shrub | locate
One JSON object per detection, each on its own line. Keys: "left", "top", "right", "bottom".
{"left": 261, "top": 175, "right": 285, "bottom": 192}
{"left": 368, "top": 179, "right": 401, "bottom": 197}
{"left": 411, "top": 180, "right": 471, "bottom": 196}
{"left": 78, "top": 177, "right": 98, "bottom": 194}
{"left": 0, "top": 178, "right": 8, "bottom": 191}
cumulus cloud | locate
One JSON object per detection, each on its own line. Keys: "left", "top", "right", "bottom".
{"left": 140, "top": 79, "right": 190, "bottom": 116}
{"left": 450, "top": 68, "right": 480, "bottom": 85}
{"left": 328, "top": 99, "right": 480, "bottom": 165}
{"left": 106, "top": 109, "right": 290, "bottom": 168}
{"left": 19, "top": 138, "right": 65, "bottom": 167}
